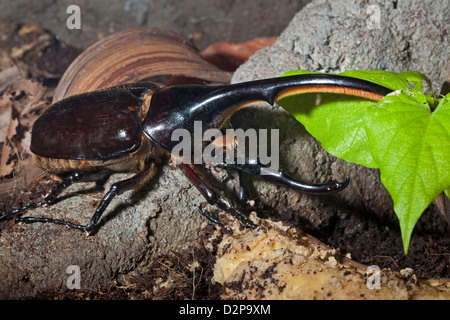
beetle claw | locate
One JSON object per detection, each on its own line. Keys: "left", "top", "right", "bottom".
{"left": 329, "top": 177, "right": 350, "bottom": 192}
{"left": 199, "top": 204, "right": 222, "bottom": 225}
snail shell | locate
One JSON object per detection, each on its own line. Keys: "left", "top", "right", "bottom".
{"left": 53, "top": 28, "right": 232, "bottom": 102}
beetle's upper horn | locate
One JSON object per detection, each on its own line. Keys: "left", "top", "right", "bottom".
{"left": 142, "top": 74, "right": 391, "bottom": 151}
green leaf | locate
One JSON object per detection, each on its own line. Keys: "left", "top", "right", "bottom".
{"left": 280, "top": 92, "right": 380, "bottom": 167}
{"left": 277, "top": 70, "right": 423, "bottom": 168}
{"left": 277, "top": 70, "right": 450, "bottom": 253}
{"left": 365, "top": 92, "right": 450, "bottom": 253}
{"left": 340, "top": 70, "right": 432, "bottom": 92}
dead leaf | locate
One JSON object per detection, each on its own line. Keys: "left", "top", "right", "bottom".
{"left": 202, "top": 37, "right": 276, "bottom": 71}
{"left": 0, "top": 102, "right": 12, "bottom": 142}
{"left": 0, "top": 65, "right": 24, "bottom": 92}
{"left": 0, "top": 93, "right": 15, "bottom": 177}
{"left": 0, "top": 124, "right": 17, "bottom": 176}
{"left": 0, "top": 80, "right": 48, "bottom": 178}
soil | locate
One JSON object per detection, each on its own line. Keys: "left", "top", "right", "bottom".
{"left": 306, "top": 205, "right": 449, "bottom": 279}
{"left": 0, "top": 1, "right": 448, "bottom": 299}
{"left": 32, "top": 224, "right": 225, "bottom": 300}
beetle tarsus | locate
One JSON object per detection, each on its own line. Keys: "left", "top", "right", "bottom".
{"left": 16, "top": 216, "right": 89, "bottom": 231}
{"left": 215, "top": 198, "right": 257, "bottom": 229}
{"left": 199, "top": 204, "right": 222, "bottom": 225}
{"left": 4, "top": 163, "right": 158, "bottom": 234}
{"left": 0, "top": 171, "right": 85, "bottom": 224}
{"left": 328, "top": 177, "right": 350, "bottom": 193}
{"left": 179, "top": 163, "right": 256, "bottom": 229}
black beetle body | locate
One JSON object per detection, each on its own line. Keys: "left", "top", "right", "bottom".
{"left": 31, "top": 83, "right": 160, "bottom": 175}
{"left": 0, "top": 74, "right": 391, "bottom": 234}
{"left": 33, "top": 89, "right": 143, "bottom": 161}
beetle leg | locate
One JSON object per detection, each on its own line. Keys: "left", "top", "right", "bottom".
{"left": 198, "top": 203, "right": 222, "bottom": 225}
{"left": 237, "top": 170, "right": 251, "bottom": 202}
{"left": 179, "top": 163, "right": 256, "bottom": 228}
{"left": 222, "top": 121, "right": 254, "bottom": 203}
{"left": 15, "top": 161, "right": 158, "bottom": 235}
{"left": 217, "top": 157, "right": 350, "bottom": 195}
{"left": 0, "top": 171, "right": 85, "bottom": 223}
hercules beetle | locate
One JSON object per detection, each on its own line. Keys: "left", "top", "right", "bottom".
{"left": 0, "top": 74, "right": 391, "bottom": 234}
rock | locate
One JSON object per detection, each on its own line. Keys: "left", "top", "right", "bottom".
{"left": 212, "top": 215, "right": 450, "bottom": 300}
{"left": 0, "top": 167, "right": 207, "bottom": 298}
{"left": 1, "top": 0, "right": 449, "bottom": 298}
{"left": 231, "top": 0, "right": 449, "bottom": 230}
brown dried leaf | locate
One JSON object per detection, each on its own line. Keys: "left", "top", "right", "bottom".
{"left": 0, "top": 65, "right": 24, "bottom": 92}
{"left": 0, "top": 101, "right": 17, "bottom": 176}
{"left": 202, "top": 37, "right": 276, "bottom": 72}
{"left": 0, "top": 102, "right": 13, "bottom": 142}
{"left": 0, "top": 80, "right": 48, "bottom": 179}
{"left": 0, "top": 90, "right": 14, "bottom": 176}
{"left": 0, "top": 125, "right": 17, "bottom": 177}
{"left": 11, "top": 79, "right": 47, "bottom": 116}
